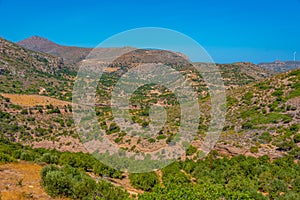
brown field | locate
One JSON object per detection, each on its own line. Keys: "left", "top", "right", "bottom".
{"left": 0, "top": 161, "right": 68, "bottom": 200}
{"left": 1, "top": 93, "right": 71, "bottom": 107}
{"left": 104, "top": 67, "right": 119, "bottom": 72}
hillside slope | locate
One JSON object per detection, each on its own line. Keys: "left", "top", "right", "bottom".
{"left": 214, "top": 68, "right": 300, "bottom": 159}
{"left": 0, "top": 37, "right": 63, "bottom": 74}
{"left": 1, "top": 37, "right": 287, "bottom": 159}
{"left": 18, "top": 36, "right": 275, "bottom": 85}
{"left": 216, "top": 62, "right": 274, "bottom": 88}
{"left": 18, "top": 36, "right": 92, "bottom": 66}
{"left": 0, "top": 37, "right": 74, "bottom": 100}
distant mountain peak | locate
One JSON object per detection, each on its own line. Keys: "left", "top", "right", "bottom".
{"left": 27, "top": 35, "right": 50, "bottom": 40}
{"left": 17, "top": 36, "right": 73, "bottom": 63}
{"left": 17, "top": 36, "right": 57, "bottom": 49}
{"left": 19, "top": 35, "right": 54, "bottom": 42}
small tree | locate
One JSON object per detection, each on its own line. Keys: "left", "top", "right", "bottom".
{"left": 129, "top": 172, "right": 159, "bottom": 191}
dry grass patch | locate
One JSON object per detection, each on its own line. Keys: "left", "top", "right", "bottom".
{"left": 0, "top": 161, "right": 68, "bottom": 200}
{"left": 1, "top": 93, "right": 70, "bottom": 107}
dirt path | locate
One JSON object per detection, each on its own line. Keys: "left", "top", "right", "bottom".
{"left": 155, "top": 170, "right": 163, "bottom": 186}
{"left": 180, "top": 169, "right": 197, "bottom": 184}
{"left": 88, "top": 172, "right": 143, "bottom": 196}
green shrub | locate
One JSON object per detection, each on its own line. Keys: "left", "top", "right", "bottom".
{"left": 0, "top": 111, "right": 10, "bottom": 119}
{"left": 272, "top": 89, "right": 284, "bottom": 97}
{"left": 0, "top": 152, "right": 16, "bottom": 163}
{"left": 93, "top": 163, "right": 122, "bottom": 179}
{"left": 289, "top": 124, "right": 299, "bottom": 132}
{"left": 21, "top": 109, "right": 28, "bottom": 115}
{"left": 258, "top": 132, "right": 272, "bottom": 144}
{"left": 290, "top": 147, "right": 300, "bottom": 159}
{"left": 92, "top": 180, "right": 130, "bottom": 200}
{"left": 107, "top": 122, "right": 120, "bottom": 134}
{"left": 71, "top": 175, "right": 96, "bottom": 199}
{"left": 242, "top": 121, "right": 254, "bottom": 129}
{"left": 243, "top": 92, "right": 253, "bottom": 105}
{"left": 186, "top": 145, "right": 197, "bottom": 156}
{"left": 40, "top": 164, "right": 127, "bottom": 199}
{"left": 129, "top": 172, "right": 159, "bottom": 191}
{"left": 277, "top": 140, "right": 295, "bottom": 151}
{"left": 41, "top": 165, "right": 59, "bottom": 185}
{"left": 292, "top": 176, "right": 300, "bottom": 192}
{"left": 148, "top": 138, "right": 155, "bottom": 143}
{"left": 162, "top": 162, "right": 190, "bottom": 185}
{"left": 12, "top": 149, "right": 22, "bottom": 159}
{"left": 46, "top": 107, "right": 61, "bottom": 114}
{"left": 40, "top": 153, "right": 58, "bottom": 164}
{"left": 20, "top": 151, "right": 36, "bottom": 161}
{"left": 43, "top": 170, "right": 72, "bottom": 197}
{"left": 250, "top": 146, "right": 259, "bottom": 153}
{"left": 294, "top": 134, "right": 300, "bottom": 143}
{"left": 114, "top": 137, "right": 122, "bottom": 143}
{"left": 156, "top": 134, "right": 166, "bottom": 140}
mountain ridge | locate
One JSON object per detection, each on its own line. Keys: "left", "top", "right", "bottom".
{"left": 0, "top": 36, "right": 63, "bottom": 74}
{"left": 17, "top": 36, "right": 93, "bottom": 66}
{"left": 0, "top": 37, "right": 73, "bottom": 100}
{"left": 258, "top": 60, "right": 300, "bottom": 72}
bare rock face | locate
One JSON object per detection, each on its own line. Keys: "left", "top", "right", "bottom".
{"left": 215, "top": 145, "right": 247, "bottom": 156}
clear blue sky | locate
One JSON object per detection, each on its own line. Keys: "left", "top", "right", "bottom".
{"left": 0, "top": 0, "right": 300, "bottom": 63}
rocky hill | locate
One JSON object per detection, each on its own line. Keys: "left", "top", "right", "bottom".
{"left": 1, "top": 36, "right": 291, "bottom": 159}
{"left": 2, "top": 36, "right": 275, "bottom": 100}
{"left": 88, "top": 48, "right": 274, "bottom": 89}
{"left": 0, "top": 37, "right": 73, "bottom": 100}
{"left": 0, "top": 37, "right": 63, "bottom": 74}
{"left": 17, "top": 36, "right": 133, "bottom": 67}
{"left": 215, "top": 68, "right": 300, "bottom": 159}
{"left": 17, "top": 36, "right": 92, "bottom": 66}
{"left": 214, "top": 62, "right": 274, "bottom": 88}
{"left": 0, "top": 93, "right": 82, "bottom": 152}
{"left": 18, "top": 36, "right": 278, "bottom": 83}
